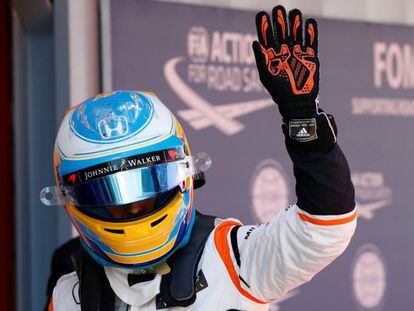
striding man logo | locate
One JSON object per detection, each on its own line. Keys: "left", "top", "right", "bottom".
{"left": 120, "top": 159, "right": 127, "bottom": 171}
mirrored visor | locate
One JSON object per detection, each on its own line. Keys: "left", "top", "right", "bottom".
{"left": 63, "top": 159, "right": 191, "bottom": 207}
{"left": 40, "top": 152, "right": 212, "bottom": 207}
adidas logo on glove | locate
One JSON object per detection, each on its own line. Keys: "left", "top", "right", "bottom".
{"left": 297, "top": 127, "right": 310, "bottom": 137}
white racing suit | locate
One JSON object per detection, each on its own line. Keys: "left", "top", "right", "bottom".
{"left": 49, "top": 143, "right": 357, "bottom": 311}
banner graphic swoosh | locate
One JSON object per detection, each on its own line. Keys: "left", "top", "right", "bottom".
{"left": 164, "top": 57, "right": 245, "bottom": 135}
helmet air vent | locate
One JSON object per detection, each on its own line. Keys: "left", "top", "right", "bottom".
{"left": 151, "top": 214, "right": 168, "bottom": 227}
{"left": 104, "top": 228, "right": 125, "bottom": 234}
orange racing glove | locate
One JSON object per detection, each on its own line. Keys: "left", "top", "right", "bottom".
{"left": 253, "top": 6, "right": 337, "bottom": 149}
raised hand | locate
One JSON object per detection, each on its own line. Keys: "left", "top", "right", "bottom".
{"left": 253, "top": 6, "right": 319, "bottom": 118}
{"left": 253, "top": 6, "right": 337, "bottom": 148}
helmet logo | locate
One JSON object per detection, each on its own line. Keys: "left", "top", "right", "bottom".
{"left": 120, "top": 159, "right": 128, "bottom": 171}
{"left": 98, "top": 115, "right": 129, "bottom": 140}
{"left": 167, "top": 150, "right": 179, "bottom": 161}
{"left": 68, "top": 173, "right": 77, "bottom": 184}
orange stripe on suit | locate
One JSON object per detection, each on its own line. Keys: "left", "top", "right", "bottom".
{"left": 214, "top": 221, "right": 267, "bottom": 305}
{"left": 298, "top": 211, "right": 357, "bottom": 226}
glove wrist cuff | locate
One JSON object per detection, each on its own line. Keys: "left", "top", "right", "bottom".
{"left": 276, "top": 98, "right": 318, "bottom": 120}
{"left": 282, "top": 111, "right": 338, "bottom": 150}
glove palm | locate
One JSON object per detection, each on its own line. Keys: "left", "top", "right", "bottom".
{"left": 253, "top": 6, "right": 319, "bottom": 118}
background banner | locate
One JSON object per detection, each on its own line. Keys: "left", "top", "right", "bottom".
{"left": 103, "top": 0, "right": 414, "bottom": 309}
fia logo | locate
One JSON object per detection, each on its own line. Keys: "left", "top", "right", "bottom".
{"left": 98, "top": 115, "right": 129, "bottom": 140}
{"left": 187, "top": 26, "right": 209, "bottom": 63}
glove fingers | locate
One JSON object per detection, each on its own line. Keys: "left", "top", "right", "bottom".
{"left": 272, "top": 5, "right": 288, "bottom": 47}
{"left": 255, "top": 12, "right": 276, "bottom": 49}
{"left": 304, "top": 18, "right": 318, "bottom": 55}
{"left": 288, "top": 9, "right": 303, "bottom": 46}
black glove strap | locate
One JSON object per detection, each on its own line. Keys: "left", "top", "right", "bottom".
{"left": 282, "top": 111, "right": 337, "bottom": 150}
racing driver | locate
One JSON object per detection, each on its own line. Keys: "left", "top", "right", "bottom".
{"left": 43, "top": 5, "right": 357, "bottom": 311}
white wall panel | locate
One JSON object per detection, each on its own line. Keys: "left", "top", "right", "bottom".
{"left": 155, "top": 0, "right": 414, "bottom": 25}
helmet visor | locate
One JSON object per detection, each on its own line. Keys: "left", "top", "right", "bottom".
{"left": 76, "top": 187, "right": 179, "bottom": 221}
{"left": 61, "top": 158, "right": 192, "bottom": 208}
{"left": 40, "top": 151, "right": 212, "bottom": 208}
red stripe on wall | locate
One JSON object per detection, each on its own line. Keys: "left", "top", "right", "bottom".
{"left": 0, "top": 1, "right": 14, "bottom": 310}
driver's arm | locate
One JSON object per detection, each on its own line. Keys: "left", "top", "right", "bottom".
{"left": 235, "top": 142, "right": 356, "bottom": 302}
{"left": 213, "top": 5, "right": 356, "bottom": 302}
